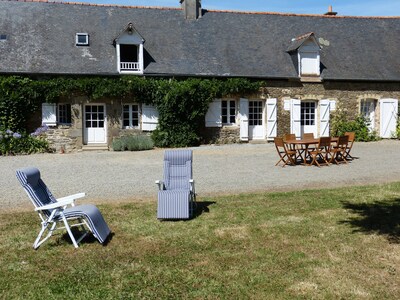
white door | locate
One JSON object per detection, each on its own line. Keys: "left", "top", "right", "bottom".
{"left": 360, "top": 99, "right": 376, "bottom": 131}
{"left": 84, "top": 104, "right": 106, "bottom": 144}
{"left": 380, "top": 98, "right": 398, "bottom": 138}
{"left": 249, "top": 100, "right": 265, "bottom": 140}
{"left": 301, "top": 101, "right": 317, "bottom": 137}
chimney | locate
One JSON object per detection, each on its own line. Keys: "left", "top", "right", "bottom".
{"left": 180, "top": 0, "right": 202, "bottom": 20}
{"left": 324, "top": 5, "right": 338, "bottom": 16}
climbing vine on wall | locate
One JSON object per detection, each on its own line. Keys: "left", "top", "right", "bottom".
{"left": 0, "top": 75, "right": 263, "bottom": 147}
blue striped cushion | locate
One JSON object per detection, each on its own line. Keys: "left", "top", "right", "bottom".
{"left": 163, "top": 150, "right": 192, "bottom": 190}
{"left": 16, "top": 167, "right": 57, "bottom": 216}
{"left": 157, "top": 190, "right": 190, "bottom": 219}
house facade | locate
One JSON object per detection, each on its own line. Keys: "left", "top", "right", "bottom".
{"left": 1, "top": 0, "right": 399, "bottom": 151}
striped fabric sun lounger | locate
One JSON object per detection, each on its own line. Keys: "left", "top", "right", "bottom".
{"left": 16, "top": 167, "right": 111, "bottom": 249}
{"left": 156, "top": 149, "right": 196, "bottom": 219}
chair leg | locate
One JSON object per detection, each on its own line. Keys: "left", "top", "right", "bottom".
{"left": 61, "top": 216, "right": 79, "bottom": 248}
{"left": 33, "top": 222, "right": 55, "bottom": 250}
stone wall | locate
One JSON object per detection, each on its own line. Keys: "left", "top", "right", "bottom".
{"left": 44, "top": 126, "right": 81, "bottom": 153}
{"left": 29, "top": 80, "right": 400, "bottom": 151}
{"left": 201, "top": 126, "right": 241, "bottom": 144}
{"left": 201, "top": 80, "right": 400, "bottom": 142}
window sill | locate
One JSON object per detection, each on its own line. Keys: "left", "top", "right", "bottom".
{"left": 300, "top": 76, "right": 322, "bottom": 83}
{"left": 119, "top": 70, "right": 143, "bottom": 75}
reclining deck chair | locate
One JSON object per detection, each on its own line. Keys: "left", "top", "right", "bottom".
{"left": 16, "top": 167, "right": 111, "bottom": 249}
{"left": 156, "top": 149, "right": 196, "bottom": 219}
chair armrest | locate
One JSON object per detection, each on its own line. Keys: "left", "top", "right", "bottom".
{"left": 155, "top": 180, "right": 164, "bottom": 190}
{"left": 57, "top": 193, "right": 86, "bottom": 203}
{"left": 35, "top": 198, "right": 74, "bottom": 211}
{"left": 35, "top": 193, "right": 86, "bottom": 211}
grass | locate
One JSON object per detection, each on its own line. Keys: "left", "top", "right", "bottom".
{"left": 1, "top": 183, "right": 400, "bottom": 299}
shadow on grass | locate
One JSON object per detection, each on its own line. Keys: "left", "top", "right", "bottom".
{"left": 341, "top": 198, "right": 400, "bottom": 243}
{"left": 61, "top": 228, "right": 114, "bottom": 247}
{"left": 193, "top": 201, "right": 216, "bottom": 219}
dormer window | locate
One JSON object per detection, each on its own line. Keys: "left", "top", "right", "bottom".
{"left": 115, "top": 23, "right": 144, "bottom": 74}
{"left": 298, "top": 41, "right": 320, "bottom": 76}
{"left": 76, "top": 33, "right": 89, "bottom": 46}
{"left": 0, "top": 34, "right": 7, "bottom": 41}
{"left": 287, "top": 32, "right": 321, "bottom": 81}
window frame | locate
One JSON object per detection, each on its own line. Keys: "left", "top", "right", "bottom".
{"left": 57, "top": 103, "right": 72, "bottom": 125}
{"left": 360, "top": 98, "right": 377, "bottom": 130}
{"left": 122, "top": 103, "right": 140, "bottom": 129}
{"left": 221, "top": 100, "right": 237, "bottom": 125}
{"left": 76, "top": 33, "right": 89, "bottom": 46}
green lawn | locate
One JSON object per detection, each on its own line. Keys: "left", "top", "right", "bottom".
{"left": 1, "top": 183, "right": 400, "bottom": 299}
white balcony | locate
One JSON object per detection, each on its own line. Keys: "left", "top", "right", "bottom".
{"left": 120, "top": 62, "right": 140, "bottom": 72}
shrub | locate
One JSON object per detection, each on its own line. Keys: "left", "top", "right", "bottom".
{"left": 112, "top": 135, "right": 154, "bottom": 151}
{"left": 0, "top": 127, "right": 50, "bottom": 155}
{"left": 331, "top": 108, "right": 379, "bottom": 142}
{"left": 394, "top": 113, "right": 400, "bottom": 139}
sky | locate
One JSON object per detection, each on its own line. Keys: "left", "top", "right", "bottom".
{"left": 58, "top": 0, "right": 400, "bottom": 16}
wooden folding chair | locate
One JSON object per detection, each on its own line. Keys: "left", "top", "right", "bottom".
{"left": 302, "top": 133, "right": 315, "bottom": 155}
{"left": 284, "top": 133, "right": 296, "bottom": 151}
{"left": 302, "top": 133, "right": 313, "bottom": 139}
{"left": 344, "top": 132, "right": 355, "bottom": 160}
{"left": 307, "top": 137, "right": 332, "bottom": 167}
{"left": 274, "top": 137, "right": 297, "bottom": 167}
{"left": 329, "top": 135, "right": 349, "bottom": 164}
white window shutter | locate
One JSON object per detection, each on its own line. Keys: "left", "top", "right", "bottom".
{"left": 300, "top": 52, "right": 319, "bottom": 76}
{"left": 239, "top": 98, "right": 249, "bottom": 141}
{"left": 380, "top": 98, "right": 398, "bottom": 138}
{"left": 319, "top": 99, "right": 331, "bottom": 137}
{"left": 290, "top": 99, "right": 301, "bottom": 139}
{"left": 266, "top": 98, "right": 277, "bottom": 140}
{"left": 205, "top": 99, "right": 222, "bottom": 127}
{"left": 142, "top": 104, "right": 159, "bottom": 131}
{"left": 42, "top": 103, "right": 57, "bottom": 126}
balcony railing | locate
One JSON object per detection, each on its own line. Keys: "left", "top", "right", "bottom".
{"left": 120, "top": 62, "right": 140, "bottom": 71}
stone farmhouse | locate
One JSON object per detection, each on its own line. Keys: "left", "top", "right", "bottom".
{"left": 1, "top": 0, "right": 399, "bottom": 151}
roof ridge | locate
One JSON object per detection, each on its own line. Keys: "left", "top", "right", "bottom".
{"left": 5, "top": 0, "right": 400, "bottom": 19}
{"left": 4, "top": 0, "right": 182, "bottom": 11}
{"left": 206, "top": 8, "right": 400, "bottom": 19}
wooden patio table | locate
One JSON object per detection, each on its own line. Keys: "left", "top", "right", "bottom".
{"left": 284, "top": 137, "right": 339, "bottom": 165}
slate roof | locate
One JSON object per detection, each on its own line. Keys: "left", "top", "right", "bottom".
{"left": 0, "top": 0, "right": 399, "bottom": 81}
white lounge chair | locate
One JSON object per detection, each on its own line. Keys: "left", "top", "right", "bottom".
{"left": 16, "top": 167, "right": 111, "bottom": 249}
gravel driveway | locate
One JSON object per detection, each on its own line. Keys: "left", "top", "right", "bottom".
{"left": 1, "top": 140, "right": 400, "bottom": 211}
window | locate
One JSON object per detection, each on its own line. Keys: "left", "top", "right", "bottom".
{"left": 221, "top": 100, "right": 236, "bottom": 124}
{"left": 360, "top": 99, "right": 376, "bottom": 131}
{"left": 115, "top": 23, "right": 144, "bottom": 74}
{"left": 123, "top": 104, "right": 140, "bottom": 128}
{"left": 249, "top": 101, "right": 263, "bottom": 126}
{"left": 58, "top": 104, "right": 72, "bottom": 124}
{"left": 0, "top": 34, "right": 7, "bottom": 41}
{"left": 299, "top": 51, "right": 319, "bottom": 76}
{"left": 76, "top": 33, "right": 89, "bottom": 46}
{"left": 301, "top": 102, "right": 316, "bottom": 126}
{"left": 118, "top": 44, "right": 142, "bottom": 73}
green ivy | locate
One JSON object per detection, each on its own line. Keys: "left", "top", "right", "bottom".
{"left": 0, "top": 75, "right": 262, "bottom": 148}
